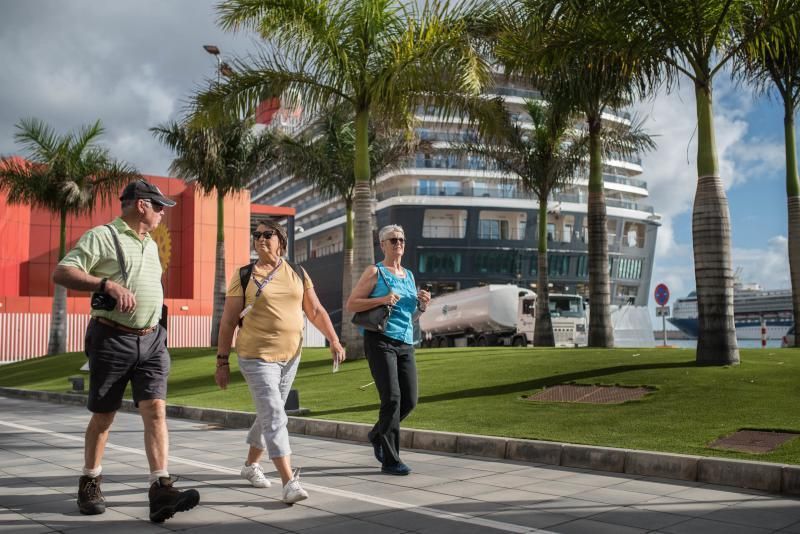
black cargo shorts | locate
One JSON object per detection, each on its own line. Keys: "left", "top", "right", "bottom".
{"left": 84, "top": 318, "right": 170, "bottom": 413}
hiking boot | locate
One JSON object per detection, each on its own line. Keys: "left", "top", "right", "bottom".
{"left": 241, "top": 463, "right": 271, "bottom": 488}
{"left": 282, "top": 468, "right": 309, "bottom": 504}
{"left": 77, "top": 475, "right": 106, "bottom": 515}
{"left": 148, "top": 476, "right": 200, "bottom": 523}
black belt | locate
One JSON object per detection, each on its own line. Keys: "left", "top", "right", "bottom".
{"left": 96, "top": 317, "right": 158, "bottom": 336}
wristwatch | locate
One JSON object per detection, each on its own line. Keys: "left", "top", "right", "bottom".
{"left": 99, "top": 278, "right": 108, "bottom": 293}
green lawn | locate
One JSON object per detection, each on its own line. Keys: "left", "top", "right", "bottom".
{"left": 3, "top": 346, "right": 800, "bottom": 464}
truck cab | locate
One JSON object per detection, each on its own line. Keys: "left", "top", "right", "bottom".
{"left": 512, "top": 293, "right": 587, "bottom": 347}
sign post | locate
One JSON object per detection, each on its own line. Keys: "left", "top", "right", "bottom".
{"left": 654, "top": 283, "right": 670, "bottom": 347}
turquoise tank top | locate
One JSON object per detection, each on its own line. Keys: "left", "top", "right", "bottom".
{"left": 369, "top": 262, "right": 417, "bottom": 344}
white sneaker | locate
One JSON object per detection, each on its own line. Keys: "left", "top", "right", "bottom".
{"left": 282, "top": 468, "right": 308, "bottom": 504}
{"left": 240, "top": 463, "right": 271, "bottom": 488}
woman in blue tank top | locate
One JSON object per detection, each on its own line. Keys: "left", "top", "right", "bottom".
{"left": 346, "top": 225, "right": 431, "bottom": 475}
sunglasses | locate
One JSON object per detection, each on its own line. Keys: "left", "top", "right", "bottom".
{"left": 252, "top": 230, "right": 275, "bottom": 241}
{"left": 143, "top": 200, "right": 164, "bottom": 213}
{"left": 385, "top": 237, "right": 405, "bottom": 245}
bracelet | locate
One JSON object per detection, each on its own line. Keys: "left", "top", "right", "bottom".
{"left": 216, "top": 354, "right": 229, "bottom": 360}
{"left": 216, "top": 362, "right": 229, "bottom": 368}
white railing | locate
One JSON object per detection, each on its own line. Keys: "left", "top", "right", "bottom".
{"left": 0, "top": 313, "right": 326, "bottom": 363}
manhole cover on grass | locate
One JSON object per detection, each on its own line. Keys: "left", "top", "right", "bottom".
{"left": 525, "top": 384, "right": 654, "bottom": 404}
{"left": 709, "top": 430, "right": 799, "bottom": 454}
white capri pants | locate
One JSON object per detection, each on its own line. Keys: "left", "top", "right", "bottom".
{"left": 238, "top": 354, "right": 300, "bottom": 458}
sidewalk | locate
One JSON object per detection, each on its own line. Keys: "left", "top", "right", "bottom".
{"left": 1, "top": 396, "right": 800, "bottom": 533}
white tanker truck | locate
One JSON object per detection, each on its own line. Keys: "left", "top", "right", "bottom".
{"left": 419, "top": 285, "right": 587, "bottom": 348}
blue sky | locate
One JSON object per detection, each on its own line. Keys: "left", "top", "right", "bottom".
{"left": 0, "top": 1, "right": 797, "bottom": 317}
{"left": 633, "top": 71, "right": 796, "bottom": 316}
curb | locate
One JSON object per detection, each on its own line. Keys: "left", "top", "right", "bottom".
{"left": 2, "top": 386, "right": 797, "bottom": 496}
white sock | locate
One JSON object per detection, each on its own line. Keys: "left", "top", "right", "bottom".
{"left": 82, "top": 466, "right": 102, "bottom": 478}
{"left": 149, "top": 470, "right": 170, "bottom": 484}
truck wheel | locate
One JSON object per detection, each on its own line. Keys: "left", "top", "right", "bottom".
{"left": 512, "top": 336, "right": 526, "bottom": 347}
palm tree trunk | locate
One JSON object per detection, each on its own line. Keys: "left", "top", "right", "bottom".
{"left": 586, "top": 115, "right": 614, "bottom": 347}
{"left": 47, "top": 208, "right": 68, "bottom": 355}
{"left": 692, "top": 82, "right": 739, "bottom": 365}
{"left": 210, "top": 192, "right": 226, "bottom": 347}
{"left": 341, "top": 200, "right": 364, "bottom": 359}
{"left": 351, "top": 109, "right": 375, "bottom": 360}
{"left": 534, "top": 197, "right": 554, "bottom": 346}
{"left": 785, "top": 99, "right": 800, "bottom": 347}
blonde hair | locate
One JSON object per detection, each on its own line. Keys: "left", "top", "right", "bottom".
{"left": 378, "top": 224, "right": 405, "bottom": 242}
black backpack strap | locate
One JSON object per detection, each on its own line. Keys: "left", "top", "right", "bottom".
{"left": 285, "top": 260, "right": 306, "bottom": 290}
{"left": 237, "top": 261, "right": 255, "bottom": 327}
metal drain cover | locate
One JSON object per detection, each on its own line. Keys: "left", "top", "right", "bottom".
{"left": 709, "top": 430, "right": 799, "bottom": 454}
{"left": 525, "top": 384, "right": 654, "bottom": 404}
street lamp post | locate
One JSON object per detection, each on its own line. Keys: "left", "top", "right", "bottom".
{"left": 203, "top": 44, "right": 222, "bottom": 84}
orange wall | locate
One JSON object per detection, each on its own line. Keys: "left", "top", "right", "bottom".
{"left": 0, "top": 175, "right": 252, "bottom": 316}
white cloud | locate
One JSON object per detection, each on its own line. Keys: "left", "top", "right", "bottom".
{"left": 635, "top": 74, "right": 789, "bottom": 325}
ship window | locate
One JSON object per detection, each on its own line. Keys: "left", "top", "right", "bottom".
{"left": 418, "top": 252, "right": 462, "bottom": 273}
{"left": 547, "top": 223, "right": 556, "bottom": 242}
{"left": 418, "top": 179, "right": 437, "bottom": 196}
{"left": 479, "top": 210, "right": 525, "bottom": 240}
{"left": 576, "top": 255, "right": 588, "bottom": 277}
{"left": 616, "top": 257, "right": 643, "bottom": 280}
{"left": 548, "top": 254, "right": 571, "bottom": 277}
{"left": 441, "top": 181, "right": 461, "bottom": 195}
{"left": 607, "top": 219, "right": 617, "bottom": 246}
{"left": 623, "top": 222, "right": 645, "bottom": 248}
{"left": 474, "top": 251, "right": 516, "bottom": 274}
{"left": 422, "top": 209, "right": 467, "bottom": 238}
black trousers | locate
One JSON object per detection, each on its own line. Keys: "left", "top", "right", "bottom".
{"left": 364, "top": 330, "right": 418, "bottom": 466}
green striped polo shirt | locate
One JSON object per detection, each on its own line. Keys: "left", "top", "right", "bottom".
{"left": 59, "top": 217, "right": 164, "bottom": 329}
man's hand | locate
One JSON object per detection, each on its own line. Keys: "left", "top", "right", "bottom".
{"left": 105, "top": 280, "right": 136, "bottom": 313}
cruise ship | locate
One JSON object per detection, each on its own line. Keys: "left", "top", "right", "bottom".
{"left": 669, "top": 282, "right": 794, "bottom": 340}
{"left": 249, "top": 77, "right": 661, "bottom": 328}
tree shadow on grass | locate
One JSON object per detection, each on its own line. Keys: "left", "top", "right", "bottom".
{"left": 309, "top": 360, "right": 696, "bottom": 417}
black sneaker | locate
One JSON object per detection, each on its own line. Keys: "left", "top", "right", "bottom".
{"left": 148, "top": 476, "right": 200, "bottom": 523}
{"left": 381, "top": 462, "right": 411, "bottom": 476}
{"left": 77, "top": 475, "right": 106, "bottom": 515}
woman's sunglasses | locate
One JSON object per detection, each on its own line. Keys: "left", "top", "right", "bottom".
{"left": 385, "top": 237, "right": 405, "bottom": 245}
{"left": 252, "top": 230, "right": 275, "bottom": 241}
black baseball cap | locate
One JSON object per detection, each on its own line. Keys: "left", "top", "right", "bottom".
{"left": 119, "top": 179, "right": 177, "bottom": 207}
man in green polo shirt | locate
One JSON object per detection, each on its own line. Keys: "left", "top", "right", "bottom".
{"left": 53, "top": 179, "right": 199, "bottom": 523}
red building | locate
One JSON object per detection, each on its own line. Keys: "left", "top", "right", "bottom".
{"left": 0, "top": 175, "right": 297, "bottom": 362}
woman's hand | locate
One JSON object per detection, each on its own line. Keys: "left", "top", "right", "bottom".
{"left": 417, "top": 289, "right": 431, "bottom": 311}
{"left": 330, "top": 339, "right": 346, "bottom": 363}
{"left": 215, "top": 364, "right": 230, "bottom": 390}
{"left": 383, "top": 292, "right": 399, "bottom": 306}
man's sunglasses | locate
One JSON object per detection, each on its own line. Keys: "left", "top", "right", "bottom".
{"left": 385, "top": 237, "right": 405, "bottom": 244}
{"left": 252, "top": 230, "right": 275, "bottom": 240}
{"left": 143, "top": 200, "right": 164, "bottom": 212}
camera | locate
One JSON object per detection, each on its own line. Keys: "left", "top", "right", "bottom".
{"left": 423, "top": 283, "right": 432, "bottom": 292}
{"left": 91, "top": 292, "right": 117, "bottom": 311}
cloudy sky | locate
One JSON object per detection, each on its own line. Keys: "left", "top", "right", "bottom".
{"left": 1, "top": 1, "right": 795, "bottom": 317}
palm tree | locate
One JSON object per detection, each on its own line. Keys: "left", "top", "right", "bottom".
{"left": 151, "top": 117, "right": 277, "bottom": 346}
{"left": 624, "top": 0, "right": 800, "bottom": 364}
{"left": 490, "top": 0, "right": 659, "bottom": 347}
{"left": 197, "top": 0, "right": 491, "bottom": 313}
{"left": 0, "top": 118, "right": 140, "bottom": 354}
{"left": 273, "top": 105, "right": 419, "bottom": 357}
{"left": 456, "top": 97, "right": 584, "bottom": 345}
{"left": 738, "top": 14, "right": 800, "bottom": 347}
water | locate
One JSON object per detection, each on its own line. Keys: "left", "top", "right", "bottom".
{"left": 664, "top": 339, "right": 782, "bottom": 349}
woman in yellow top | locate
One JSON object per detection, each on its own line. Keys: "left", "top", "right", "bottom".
{"left": 215, "top": 220, "right": 345, "bottom": 504}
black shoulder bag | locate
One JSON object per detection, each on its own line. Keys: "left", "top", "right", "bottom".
{"left": 237, "top": 259, "right": 306, "bottom": 327}
{"left": 351, "top": 264, "right": 392, "bottom": 333}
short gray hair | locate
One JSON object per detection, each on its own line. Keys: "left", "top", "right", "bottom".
{"left": 378, "top": 224, "right": 405, "bottom": 242}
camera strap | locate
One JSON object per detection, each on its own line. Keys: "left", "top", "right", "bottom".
{"left": 105, "top": 224, "right": 128, "bottom": 284}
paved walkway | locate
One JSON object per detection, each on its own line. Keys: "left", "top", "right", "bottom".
{"left": 1, "top": 396, "right": 799, "bottom": 533}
